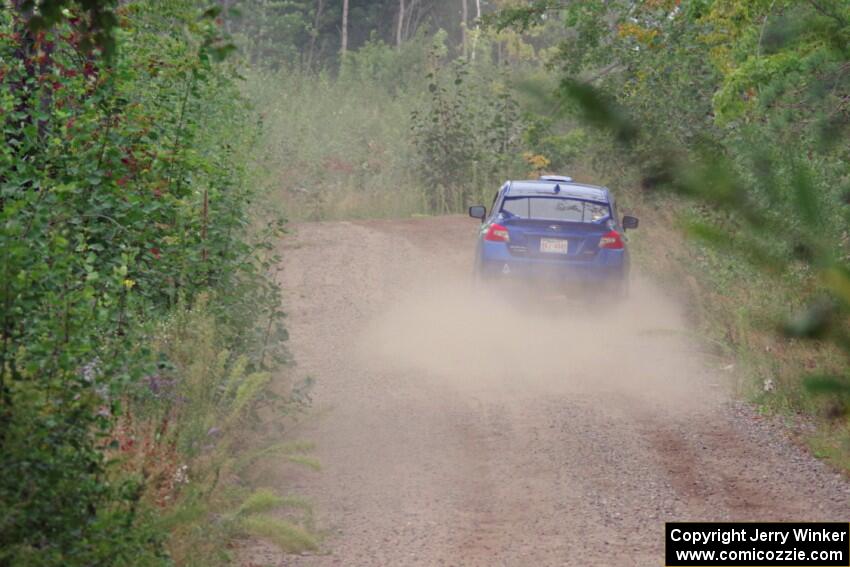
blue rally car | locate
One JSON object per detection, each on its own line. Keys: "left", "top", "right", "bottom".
{"left": 468, "top": 175, "right": 639, "bottom": 295}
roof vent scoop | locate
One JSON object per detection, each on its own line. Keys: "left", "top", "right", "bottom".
{"left": 540, "top": 175, "right": 573, "bottom": 182}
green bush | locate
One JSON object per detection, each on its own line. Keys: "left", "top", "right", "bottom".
{"left": 0, "top": 2, "right": 293, "bottom": 564}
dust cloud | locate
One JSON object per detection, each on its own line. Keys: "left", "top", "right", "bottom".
{"left": 359, "top": 277, "right": 721, "bottom": 410}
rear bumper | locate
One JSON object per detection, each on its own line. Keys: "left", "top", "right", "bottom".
{"left": 476, "top": 242, "right": 627, "bottom": 283}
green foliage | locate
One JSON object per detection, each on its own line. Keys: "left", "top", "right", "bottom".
{"left": 411, "top": 50, "right": 478, "bottom": 212}
{"left": 228, "top": 0, "right": 318, "bottom": 66}
{"left": 410, "top": 34, "right": 530, "bottom": 213}
{"left": 0, "top": 1, "right": 290, "bottom": 564}
{"left": 15, "top": 0, "right": 120, "bottom": 57}
{"left": 484, "top": 0, "right": 560, "bottom": 33}
{"left": 339, "top": 29, "right": 434, "bottom": 93}
{"left": 149, "top": 297, "right": 293, "bottom": 460}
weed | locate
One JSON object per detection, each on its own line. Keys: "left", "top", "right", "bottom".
{"left": 239, "top": 516, "right": 319, "bottom": 553}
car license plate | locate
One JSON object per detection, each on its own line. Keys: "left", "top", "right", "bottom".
{"left": 540, "top": 238, "right": 568, "bottom": 254}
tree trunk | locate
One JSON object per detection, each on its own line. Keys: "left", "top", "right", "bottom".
{"left": 403, "top": 0, "right": 420, "bottom": 42}
{"left": 461, "top": 0, "right": 468, "bottom": 57}
{"left": 396, "top": 0, "right": 405, "bottom": 47}
{"left": 471, "top": 0, "right": 481, "bottom": 60}
{"left": 341, "top": 0, "right": 349, "bottom": 55}
{"left": 307, "top": 0, "right": 325, "bottom": 69}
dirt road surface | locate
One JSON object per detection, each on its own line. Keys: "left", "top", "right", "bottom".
{"left": 259, "top": 216, "right": 848, "bottom": 566}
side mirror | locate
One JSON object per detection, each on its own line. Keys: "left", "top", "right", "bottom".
{"left": 622, "top": 215, "right": 639, "bottom": 230}
{"left": 468, "top": 205, "right": 486, "bottom": 221}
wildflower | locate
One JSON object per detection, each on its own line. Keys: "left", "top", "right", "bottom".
{"left": 173, "top": 464, "right": 189, "bottom": 485}
{"left": 80, "top": 357, "right": 101, "bottom": 382}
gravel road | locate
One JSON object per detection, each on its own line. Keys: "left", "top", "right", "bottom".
{"left": 253, "top": 215, "right": 848, "bottom": 566}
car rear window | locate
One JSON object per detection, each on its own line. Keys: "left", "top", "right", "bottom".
{"left": 501, "top": 197, "right": 610, "bottom": 223}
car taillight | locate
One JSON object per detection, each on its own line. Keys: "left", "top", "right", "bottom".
{"left": 598, "top": 229, "right": 624, "bottom": 249}
{"left": 484, "top": 223, "right": 510, "bottom": 242}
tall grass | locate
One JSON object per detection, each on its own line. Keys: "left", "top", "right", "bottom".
{"left": 246, "top": 68, "right": 429, "bottom": 220}
{"left": 115, "top": 298, "right": 319, "bottom": 565}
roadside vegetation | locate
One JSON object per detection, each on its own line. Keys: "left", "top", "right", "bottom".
{"left": 3, "top": 0, "right": 849, "bottom": 565}
{"left": 1, "top": 2, "right": 314, "bottom": 565}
